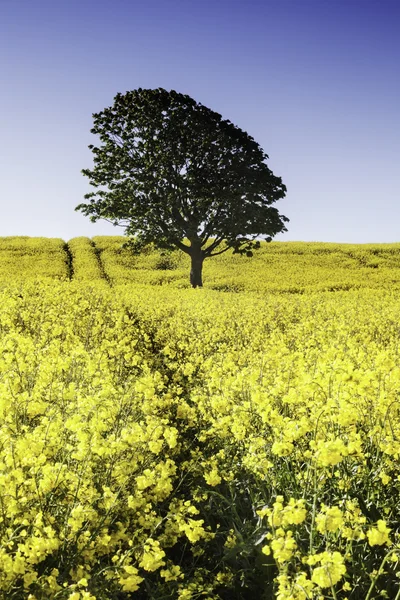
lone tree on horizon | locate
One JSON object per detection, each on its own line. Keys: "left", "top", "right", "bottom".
{"left": 76, "top": 88, "right": 289, "bottom": 287}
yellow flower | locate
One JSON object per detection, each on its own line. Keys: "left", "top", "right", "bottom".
{"left": 258, "top": 497, "right": 306, "bottom": 528}
{"left": 23, "top": 571, "right": 38, "bottom": 589}
{"left": 160, "top": 564, "right": 182, "bottom": 581}
{"left": 316, "top": 438, "right": 347, "bottom": 467}
{"left": 271, "top": 440, "right": 294, "bottom": 456}
{"left": 311, "top": 551, "right": 346, "bottom": 588}
{"left": 270, "top": 530, "right": 297, "bottom": 563}
{"left": 367, "top": 520, "right": 391, "bottom": 546}
{"left": 316, "top": 505, "right": 344, "bottom": 533}
{"left": 379, "top": 472, "right": 391, "bottom": 485}
{"left": 283, "top": 498, "right": 307, "bottom": 525}
{"left": 342, "top": 581, "right": 351, "bottom": 591}
{"left": 136, "top": 469, "right": 155, "bottom": 490}
{"left": 163, "top": 426, "right": 179, "bottom": 448}
{"left": 119, "top": 565, "right": 144, "bottom": 592}
{"left": 204, "top": 469, "right": 221, "bottom": 486}
{"left": 275, "top": 571, "right": 314, "bottom": 600}
{"left": 177, "top": 589, "right": 193, "bottom": 599}
{"left": 138, "top": 539, "right": 166, "bottom": 571}
{"left": 178, "top": 518, "right": 206, "bottom": 543}
{"left": 224, "top": 529, "right": 237, "bottom": 548}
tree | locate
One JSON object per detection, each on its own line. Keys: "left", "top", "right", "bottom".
{"left": 76, "top": 88, "right": 289, "bottom": 288}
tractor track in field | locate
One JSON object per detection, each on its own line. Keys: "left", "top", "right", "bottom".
{"left": 63, "top": 242, "right": 74, "bottom": 280}
{"left": 90, "top": 239, "right": 112, "bottom": 286}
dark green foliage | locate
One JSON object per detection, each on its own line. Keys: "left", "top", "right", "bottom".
{"left": 76, "top": 88, "right": 289, "bottom": 286}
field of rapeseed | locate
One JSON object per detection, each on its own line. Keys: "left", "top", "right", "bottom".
{"left": 1, "top": 237, "right": 400, "bottom": 599}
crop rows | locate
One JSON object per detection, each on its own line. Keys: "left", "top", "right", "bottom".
{"left": 0, "top": 238, "right": 400, "bottom": 598}
{"left": 3, "top": 236, "right": 400, "bottom": 293}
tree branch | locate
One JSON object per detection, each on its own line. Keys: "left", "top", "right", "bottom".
{"left": 207, "top": 245, "right": 233, "bottom": 258}
{"left": 152, "top": 205, "right": 190, "bottom": 254}
{"left": 201, "top": 206, "right": 224, "bottom": 240}
{"left": 102, "top": 218, "right": 128, "bottom": 228}
{"left": 174, "top": 240, "right": 191, "bottom": 254}
{"left": 204, "top": 235, "right": 226, "bottom": 255}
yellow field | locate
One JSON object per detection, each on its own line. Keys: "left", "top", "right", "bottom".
{"left": 3, "top": 235, "right": 400, "bottom": 292}
{"left": 1, "top": 237, "right": 400, "bottom": 599}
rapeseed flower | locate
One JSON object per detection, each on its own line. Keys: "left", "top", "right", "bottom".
{"left": 138, "top": 539, "right": 166, "bottom": 571}
{"left": 309, "top": 551, "right": 346, "bottom": 588}
{"left": 118, "top": 565, "right": 144, "bottom": 592}
{"left": 204, "top": 467, "right": 222, "bottom": 486}
{"left": 314, "top": 438, "right": 348, "bottom": 467}
{"left": 2, "top": 256, "right": 400, "bottom": 597}
{"left": 367, "top": 520, "right": 392, "bottom": 546}
{"left": 315, "top": 505, "right": 344, "bottom": 533}
{"left": 270, "top": 529, "right": 297, "bottom": 563}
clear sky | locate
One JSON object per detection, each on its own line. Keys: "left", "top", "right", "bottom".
{"left": 1, "top": 0, "right": 399, "bottom": 243}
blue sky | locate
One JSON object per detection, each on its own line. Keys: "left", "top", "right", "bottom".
{"left": 0, "top": 0, "right": 399, "bottom": 243}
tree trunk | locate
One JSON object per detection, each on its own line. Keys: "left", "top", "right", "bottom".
{"left": 190, "top": 253, "right": 204, "bottom": 288}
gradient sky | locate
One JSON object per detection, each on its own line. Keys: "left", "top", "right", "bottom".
{"left": 1, "top": 0, "right": 399, "bottom": 243}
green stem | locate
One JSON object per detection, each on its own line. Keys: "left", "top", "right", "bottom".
{"left": 309, "top": 464, "right": 318, "bottom": 555}
{"left": 365, "top": 547, "right": 398, "bottom": 600}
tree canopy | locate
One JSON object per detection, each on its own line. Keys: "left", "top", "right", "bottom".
{"left": 76, "top": 87, "right": 289, "bottom": 287}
